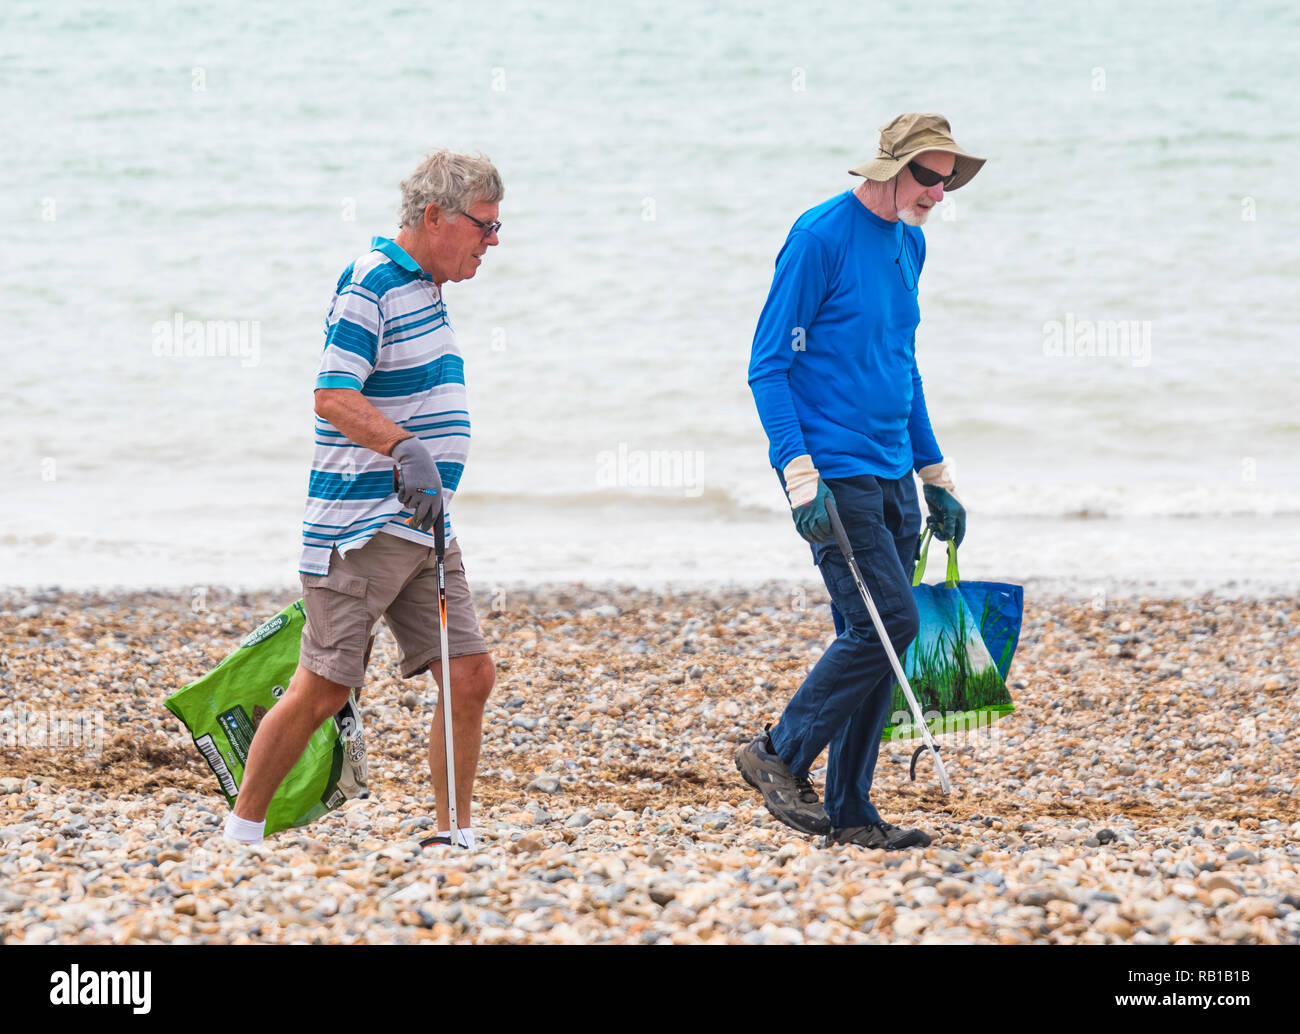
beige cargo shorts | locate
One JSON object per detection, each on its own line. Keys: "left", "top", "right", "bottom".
{"left": 299, "top": 530, "right": 488, "bottom": 687}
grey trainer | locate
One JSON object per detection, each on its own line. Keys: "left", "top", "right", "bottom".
{"left": 735, "top": 728, "right": 832, "bottom": 836}
{"left": 821, "top": 821, "right": 932, "bottom": 850}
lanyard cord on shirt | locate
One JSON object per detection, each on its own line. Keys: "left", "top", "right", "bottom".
{"left": 893, "top": 178, "right": 918, "bottom": 293}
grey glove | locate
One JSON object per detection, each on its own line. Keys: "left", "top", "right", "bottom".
{"left": 391, "top": 437, "right": 443, "bottom": 533}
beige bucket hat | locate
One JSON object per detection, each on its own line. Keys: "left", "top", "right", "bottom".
{"left": 849, "top": 112, "right": 986, "bottom": 191}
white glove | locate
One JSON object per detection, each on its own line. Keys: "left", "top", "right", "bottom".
{"left": 782, "top": 455, "right": 820, "bottom": 508}
{"left": 918, "top": 461, "right": 966, "bottom": 546}
{"left": 918, "top": 461, "right": 960, "bottom": 501}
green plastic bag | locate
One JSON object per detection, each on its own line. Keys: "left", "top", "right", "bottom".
{"left": 164, "top": 599, "right": 368, "bottom": 834}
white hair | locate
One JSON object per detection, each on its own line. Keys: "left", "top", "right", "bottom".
{"left": 858, "top": 169, "right": 931, "bottom": 225}
{"left": 897, "top": 203, "right": 930, "bottom": 226}
{"left": 398, "top": 150, "right": 504, "bottom": 228}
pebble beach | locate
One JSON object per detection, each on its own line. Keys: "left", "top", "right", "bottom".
{"left": 1, "top": 584, "right": 1297, "bottom": 945}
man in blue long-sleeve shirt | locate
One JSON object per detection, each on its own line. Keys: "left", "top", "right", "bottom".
{"left": 738, "top": 113, "right": 986, "bottom": 850}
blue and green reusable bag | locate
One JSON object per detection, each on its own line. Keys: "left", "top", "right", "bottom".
{"left": 883, "top": 530, "right": 1019, "bottom": 740}
{"left": 954, "top": 561, "right": 1024, "bottom": 685}
{"left": 164, "top": 599, "right": 368, "bottom": 834}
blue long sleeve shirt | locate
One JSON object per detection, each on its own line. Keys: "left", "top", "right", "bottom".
{"left": 748, "top": 190, "right": 943, "bottom": 480}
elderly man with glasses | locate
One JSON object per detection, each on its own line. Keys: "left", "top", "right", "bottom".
{"left": 739, "top": 114, "right": 986, "bottom": 850}
{"left": 225, "top": 150, "right": 503, "bottom": 851}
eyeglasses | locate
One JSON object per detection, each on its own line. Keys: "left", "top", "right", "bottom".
{"left": 460, "top": 211, "right": 501, "bottom": 239}
{"left": 907, "top": 160, "right": 957, "bottom": 189}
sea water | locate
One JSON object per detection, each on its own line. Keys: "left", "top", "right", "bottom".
{"left": 2, "top": 0, "right": 1297, "bottom": 592}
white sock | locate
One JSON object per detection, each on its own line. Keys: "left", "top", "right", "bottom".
{"left": 223, "top": 813, "right": 265, "bottom": 844}
{"left": 435, "top": 827, "right": 475, "bottom": 849}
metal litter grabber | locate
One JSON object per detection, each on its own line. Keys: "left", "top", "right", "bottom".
{"left": 824, "top": 494, "right": 951, "bottom": 795}
{"left": 431, "top": 503, "right": 459, "bottom": 841}
{"left": 395, "top": 468, "right": 460, "bottom": 845}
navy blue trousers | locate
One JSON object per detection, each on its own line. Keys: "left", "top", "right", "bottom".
{"left": 769, "top": 473, "right": 922, "bottom": 828}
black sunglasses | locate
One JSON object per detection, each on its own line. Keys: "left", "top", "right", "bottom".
{"left": 907, "top": 160, "right": 957, "bottom": 189}
{"left": 460, "top": 211, "right": 502, "bottom": 239}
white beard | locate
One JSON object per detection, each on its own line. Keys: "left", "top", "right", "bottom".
{"left": 897, "top": 204, "right": 931, "bottom": 226}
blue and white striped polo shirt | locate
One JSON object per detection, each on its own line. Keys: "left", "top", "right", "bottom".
{"left": 299, "top": 236, "right": 470, "bottom": 576}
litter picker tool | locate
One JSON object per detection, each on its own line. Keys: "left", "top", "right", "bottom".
{"left": 395, "top": 468, "right": 461, "bottom": 845}
{"left": 823, "top": 494, "right": 951, "bottom": 795}
{"left": 432, "top": 500, "right": 458, "bottom": 840}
